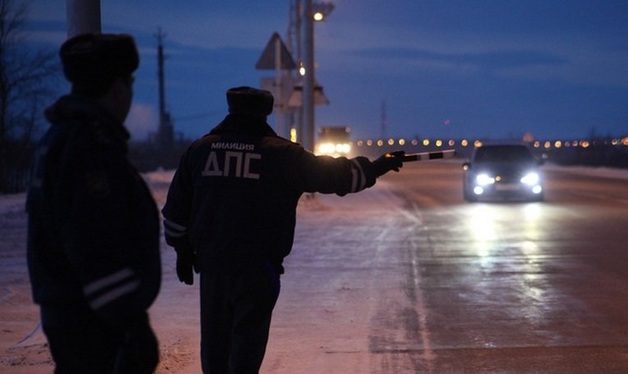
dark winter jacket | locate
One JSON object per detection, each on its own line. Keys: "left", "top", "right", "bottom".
{"left": 162, "top": 114, "right": 378, "bottom": 273}
{"left": 26, "top": 94, "right": 161, "bottom": 328}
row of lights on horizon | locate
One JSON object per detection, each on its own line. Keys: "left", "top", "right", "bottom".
{"left": 352, "top": 136, "right": 628, "bottom": 149}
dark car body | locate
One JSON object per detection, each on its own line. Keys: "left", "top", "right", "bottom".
{"left": 463, "top": 144, "right": 544, "bottom": 202}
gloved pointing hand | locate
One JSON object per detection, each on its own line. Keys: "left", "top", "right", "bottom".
{"left": 372, "top": 150, "right": 405, "bottom": 177}
{"left": 175, "top": 244, "right": 195, "bottom": 285}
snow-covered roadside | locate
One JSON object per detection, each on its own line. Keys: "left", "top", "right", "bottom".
{"left": 0, "top": 170, "right": 403, "bottom": 373}
{"left": 542, "top": 162, "right": 628, "bottom": 180}
{"left": 0, "top": 192, "right": 28, "bottom": 220}
{"left": 1, "top": 163, "right": 627, "bottom": 373}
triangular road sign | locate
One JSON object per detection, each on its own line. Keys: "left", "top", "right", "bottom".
{"left": 255, "top": 32, "right": 297, "bottom": 70}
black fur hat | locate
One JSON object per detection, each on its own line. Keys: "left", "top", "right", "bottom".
{"left": 226, "top": 86, "right": 274, "bottom": 116}
{"left": 60, "top": 33, "right": 139, "bottom": 87}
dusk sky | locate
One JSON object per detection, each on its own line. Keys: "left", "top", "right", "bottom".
{"left": 25, "top": 1, "right": 628, "bottom": 142}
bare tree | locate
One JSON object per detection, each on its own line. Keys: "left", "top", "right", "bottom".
{"left": 0, "top": 0, "right": 59, "bottom": 193}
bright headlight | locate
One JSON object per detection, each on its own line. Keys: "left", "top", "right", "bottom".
{"left": 316, "top": 142, "right": 335, "bottom": 155}
{"left": 475, "top": 173, "right": 495, "bottom": 186}
{"left": 335, "top": 143, "right": 351, "bottom": 155}
{"left": 520, "top": 172, "right": 540, "bottom": 186}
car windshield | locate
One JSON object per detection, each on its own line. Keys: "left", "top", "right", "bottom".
{"left": 474, "top": 146, "right": 533, "bottom": 163}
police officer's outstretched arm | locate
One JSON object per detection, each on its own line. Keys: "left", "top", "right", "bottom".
{"left": 371, "top": 151, "right": 405, "bottom": 176}
{"left": 295, "top": 149, "right": 405, "bottom": 196}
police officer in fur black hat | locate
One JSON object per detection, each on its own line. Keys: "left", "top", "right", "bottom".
{"left": 162, "top": 85, "right": 404, "bottom": 373}
{"left": 27, "top": 33, "right": 161, "bottom": 373}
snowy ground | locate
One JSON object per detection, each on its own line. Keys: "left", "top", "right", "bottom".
{"left": 0, "top": 169, "right": 407, "bottom": 373}
{"left": 1, "top": 163, "right": 627, "bottom": 373}
{"left": 542, "top": 163, "right": 628, "bottom": 180}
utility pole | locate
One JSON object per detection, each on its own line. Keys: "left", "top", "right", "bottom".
{"left": 66, "top": 0, "right": 101, "bottom": 37}
{"left": 288, "top": 0, "right": 303, "bottom": 144}
{"left": 288, "top": 0, "right": 333, "bottom": 150}
{"left": 381, "top": 100, "right": 388, "bottom": 139}
{"left": 156, "top": 28, "right": 167, "bottom": 124}
{"left": 156, "top": 28, "right": 174, "bottom": 149}
{"left": 302, "top": 0, "right": 315, "bottom": 152}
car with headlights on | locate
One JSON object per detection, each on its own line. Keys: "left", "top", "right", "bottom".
{"left": 463, "top": 144, "right": 544, "bottom": 202}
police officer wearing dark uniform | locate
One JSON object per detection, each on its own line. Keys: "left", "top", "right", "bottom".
{"left": 162, "top": 86, "right": 404, "bottom": 373}
{"left": 27, "top": 33, "right": 161, "bottom": 373}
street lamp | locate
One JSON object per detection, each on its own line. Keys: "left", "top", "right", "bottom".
{"left": 313, "top": 2, "right": 335, "bottom": 21}
{"left": 301, "top": 0, "right": 334, "bottom": 151}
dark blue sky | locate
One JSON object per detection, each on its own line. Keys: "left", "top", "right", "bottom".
{"left": 27, "top": 1, "right": 628, "bottom": 142}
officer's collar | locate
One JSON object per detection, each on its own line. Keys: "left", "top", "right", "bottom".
{"left": 210, "top": 114, "right": 277, "bottom": 137}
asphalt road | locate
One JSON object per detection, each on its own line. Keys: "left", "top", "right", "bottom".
{"left": 262, "top": 161, "right": 628, "bottom": 374}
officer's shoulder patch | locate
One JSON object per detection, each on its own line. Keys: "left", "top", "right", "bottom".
{"left": 84, "top": 171, "right": 111, "bottom": 198}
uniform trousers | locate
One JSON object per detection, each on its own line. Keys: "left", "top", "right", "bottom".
{"left": 41, "top": 302, "right": 158, "bottom": 374}
{"left": 200, "top": 260, "right": 281, "bottom": 374}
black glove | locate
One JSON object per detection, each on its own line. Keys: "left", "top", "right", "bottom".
{"left": 175, "top": 244, "right": 195, "bottom": 285}
{"left": 372, "top": 150, "right": 405, "bottom": 177}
